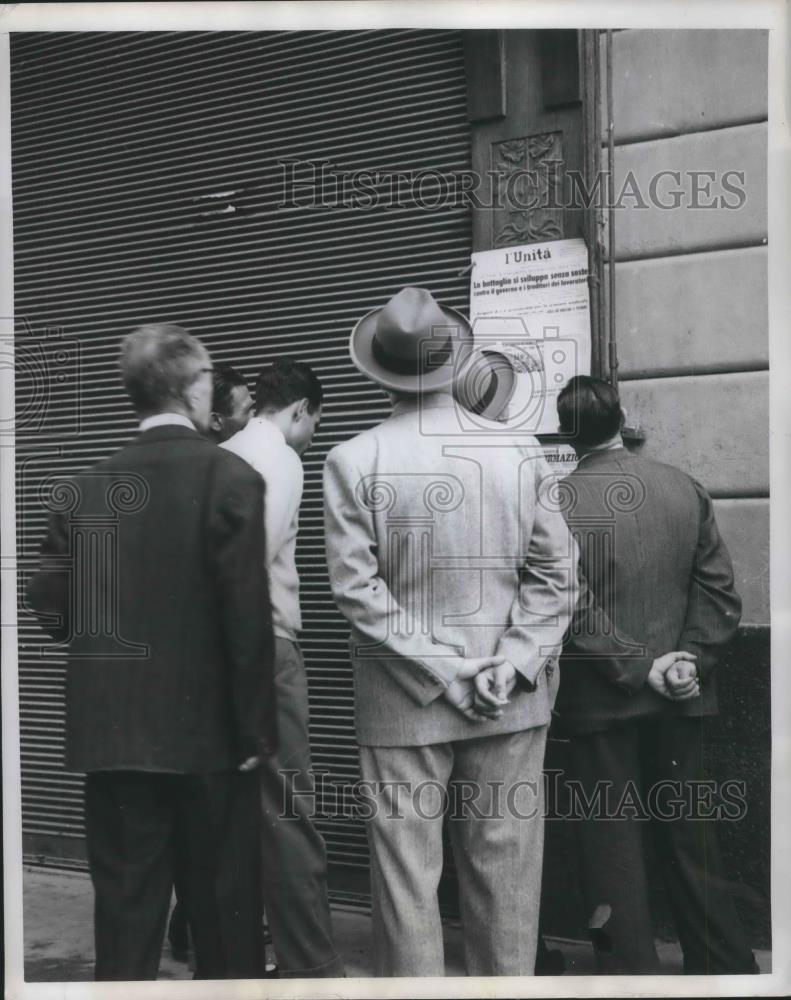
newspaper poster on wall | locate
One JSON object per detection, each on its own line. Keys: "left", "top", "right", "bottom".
{"left": 540, "top": 441, "right": 579, "bottom": 479}
{"left": 468, "top": 238, "right": 592, "bottom": 436}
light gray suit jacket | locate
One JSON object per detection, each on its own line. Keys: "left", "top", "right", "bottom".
{"left": 323, "top": 393, "right": 579, "bottom": 747}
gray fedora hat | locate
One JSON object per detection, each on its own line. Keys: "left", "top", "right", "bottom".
{"left": 349, "top": 286, "right": 473, "bottom": 393}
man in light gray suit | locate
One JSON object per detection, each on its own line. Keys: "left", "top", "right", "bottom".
{"left": 323, "top": 287, "right": 578, "bottom": 976}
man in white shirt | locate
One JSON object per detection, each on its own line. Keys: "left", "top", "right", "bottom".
{"left": 223, "top": 359, "right": 344, "bottom": 979}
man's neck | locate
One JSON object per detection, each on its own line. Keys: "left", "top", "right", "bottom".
{"left": 576, "top": 433, "right": 624, "bottom": 459}
{"left": 139, "top": 411, "right": 196, "bottom": 432}
{"left": 256, "top": 410, "right": 290, "bottom": 443}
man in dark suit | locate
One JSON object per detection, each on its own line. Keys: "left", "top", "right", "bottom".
{"left": 554, "top": 375, "right": 756, "bottom": 975}
{"left": 26, "top": 324, "right": 276, "bottom": 981}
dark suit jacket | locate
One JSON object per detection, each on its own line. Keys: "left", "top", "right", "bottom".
{"left": 555, "top": 447, "right": 741, "bottom": 735}
{"left": 26, "top": 425, "right": 276, "bottom": 773}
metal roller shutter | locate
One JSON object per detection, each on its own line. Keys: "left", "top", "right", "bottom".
{"left": 12, "top": 29, "right": 472, "bottom": 885}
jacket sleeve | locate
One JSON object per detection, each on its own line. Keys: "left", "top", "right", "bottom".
{"left": 562, "top": 567, "right": 654, "bottom": 694}
{"left": 676, "top": 479, "right": 742, "bottom": 681}
{"left": 25, "top": 510, "right": 72, "bottom": 645}
{"left": 494, "top": 455, "right": 580, "bottom": 689}
{"left": 208, "top": 459, "right": 277, "bottom": 761}
{"left": 323, "top": 444, "right": 468, "bottom": 707}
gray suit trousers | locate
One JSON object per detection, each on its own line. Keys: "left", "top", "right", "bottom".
{"left": 360, "top": 725, "right": 548, "bottom": 977}
{"left": 259, "top": 638, "right": 344, "bottom": 977}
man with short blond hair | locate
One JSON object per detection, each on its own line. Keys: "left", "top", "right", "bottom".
{"left": 27, "top": 324, "right": 276, "bottom": 980}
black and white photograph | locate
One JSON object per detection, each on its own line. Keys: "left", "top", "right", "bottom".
{"left": 1, "top": 2, "right": 787, "bottom": 997}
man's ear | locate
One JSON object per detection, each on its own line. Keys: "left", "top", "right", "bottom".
{"left": 209, "top": 411, "right": 222, "bottom": 434}
{"left": 294, "top": 397, "right": 309, "bottom": 420}
{"left": 619, "top": 407, "right": 628, "bottom": 429}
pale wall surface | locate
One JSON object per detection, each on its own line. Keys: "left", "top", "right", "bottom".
{"left": 603, "top": 29, "right": 768, "bottom": 143}
{"left": 712, "top": 498, "right": 770, "bottom": 626}
{"left": 614, "top": 247, "right": 768, "bottom": 378}
{"left": 618, "top": 371, "right": 769, "bottom": 497}
{"left": 605, "top": 123, "right": 767, "bottom": 260}
{"left": 606, "top": 30, "right": 769, "bottom": 623}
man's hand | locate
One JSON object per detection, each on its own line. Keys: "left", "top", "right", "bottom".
{"left": 473, "top": 660, "right": 517, "bottom": 712}
{"left": 664, "top": 659, "right": 700, "bottom": 700}
{"left": 443, "top": 679, "right": 482, "bottom": 721}
{"left": 443, "top": 656, "right": 507, "bottom": 721}
{"left": 454, "top": 655, "right": 509, "bottom": 681}
{"left": 646, "top": 651, "right": 698, "bottom": 701}
{"left": 238, "top": 755, "right": 261, "bottom": 772}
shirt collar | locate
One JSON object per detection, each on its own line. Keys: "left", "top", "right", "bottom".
{"left": 139, "top": 413, "right": 197, "bottom": 433}
{"left": 577, "top": 443, "right": 629, "bottom": 466}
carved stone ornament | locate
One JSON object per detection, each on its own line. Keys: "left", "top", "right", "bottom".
{"left": 492, "top": 131, "right": 564, "bottom": 248}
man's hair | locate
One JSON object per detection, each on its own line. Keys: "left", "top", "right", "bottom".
{"left": 212, "top": 364, "right": 249, "bottom": 416}
{"left": 254, "top": 358, "right": 323, "bottom": 415}
{"left": 120, "top": 323, "right": 208, "bottom": 415}
{"left": 557, "top": 375, "right": 623, "bottom": 447}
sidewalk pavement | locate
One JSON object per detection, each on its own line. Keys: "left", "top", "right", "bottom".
{"left": 20, "top": 866, "right": 771, "bottom": 982}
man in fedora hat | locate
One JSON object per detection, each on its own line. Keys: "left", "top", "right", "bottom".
{"left": 323, "top": 287, "right": 578, "bottom": 976}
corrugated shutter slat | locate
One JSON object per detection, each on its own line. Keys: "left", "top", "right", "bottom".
{"left": 13, "top": 29, "right": 471, "bottom": 877}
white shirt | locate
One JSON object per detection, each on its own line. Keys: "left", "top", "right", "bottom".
{"left": 222, "top": 417, "right": 303, "bottom": 641}
{"left": 139, "top": 413, "right": 196, "bottom": 432}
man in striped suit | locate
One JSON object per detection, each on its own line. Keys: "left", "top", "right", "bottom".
{"left": 554, "top": 375, "right": 757, "bottom": 975}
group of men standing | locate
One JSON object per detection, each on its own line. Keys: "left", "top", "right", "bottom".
{"left": 27, "top": 286, "right": 757, "bottom": 980}
{"left": 28, "top": 329, "right": 342, "bottom": 980}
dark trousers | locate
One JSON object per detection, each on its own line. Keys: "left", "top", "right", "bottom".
{"left": 85, "top": 769, "right": 263, "bottom": 981}
{"left": 169, "top": 771, "right": 264, "bottom": 977}
{"left": 259, "top": 638, "right": 344, "bottom": 977}
{"left": 216, "top": 769, "right": 265, "bottom": 977}
{"left": 567, "top": 716, "right": 755, "bottom": 974}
